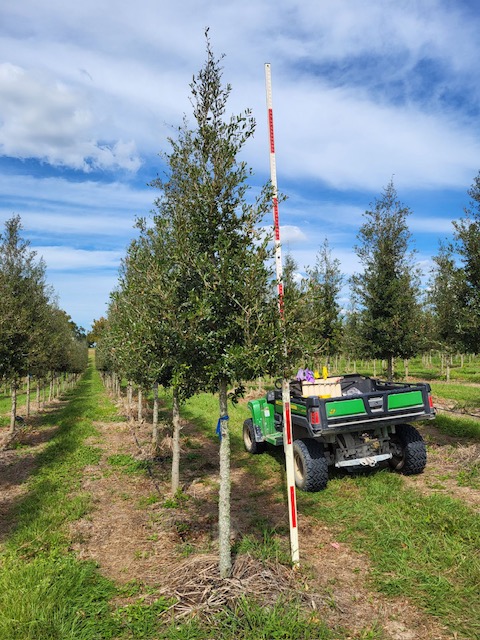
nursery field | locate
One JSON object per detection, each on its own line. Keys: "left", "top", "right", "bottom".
{"left": 0, "top": 358, "right": 479, "bottom": 639}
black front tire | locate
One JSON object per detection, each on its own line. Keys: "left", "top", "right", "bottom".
{"left": 243, "top": 419, "right": 266, "bottom": 454}
{"left": 389, "top": 424, "right": 427, "bottom": 475}
{"left": 293, "top": 439, "right": 329, "bottom": 492}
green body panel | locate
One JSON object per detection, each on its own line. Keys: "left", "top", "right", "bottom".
{"left": 325, "top": 398, "right": 367, "bottom": 418}
{"left": 275, "top": 400, "right": 307, "bottom": 416}
{"left": 248, "top": 398, "right": 275, "bottom": 435}
{"left": 387, "top": 390, "right": 423, "bottom": 410}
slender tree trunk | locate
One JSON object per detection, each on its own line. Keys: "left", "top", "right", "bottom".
{"left": 137, "top": 388, "right": 143, "bottom": 422}
{"left": 9, "top": 383, "right": 17, "bottom": 434}
{"left": 127, "top": 381, "right": 133, "bottom": 418}
{"left": 387, "top": 355, "right": 394, "bottom": 381}
{"left": 404, "top": 359, "right": 409, "bottom": 382}
{"left": 218, "top": 378, "right": 231, "bottom": 578}
{"left": 26, "top": 375, "right": 31, "bottom": 418}
{"left": 171, "top": 386, "right": 181, "bottom": 494}
{"left": 152, "top": 382, "right": 160, "bottom": 453}
{"left": 36, "top": 380, "right": 40, "bottom": 411}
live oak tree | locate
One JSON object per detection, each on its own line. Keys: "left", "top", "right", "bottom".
{"left": 304, "top": 239, "right": 343, "bottom": 367}
{"left": 427, "top": 243, "right": 465, "bottom": 355}
{"left": 351, "top": 181, "right": 421, "bottom": 380}
{"left": 281, "top": 254, "right": 310, "bottom": 367}
{"left": 0, "top": 216, "right": 86, "bottom": 435}
{"left": 86, "top": 317, "right": 108, "bottom": 348}
{"left": 113, "top": 216, "right": 199, "bottom": 489}
{"left": 150, "top": 32, "right": 274, "bottom": 577}
{"left": 450, "top": 171, "right": 480, "bottom": 352}
{"left": 0, "top": 216, "right": 50, "bottom": 431}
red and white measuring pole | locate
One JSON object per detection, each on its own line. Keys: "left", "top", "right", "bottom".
{"left": 265, "top": 63, "right": 299, "bottom": 565}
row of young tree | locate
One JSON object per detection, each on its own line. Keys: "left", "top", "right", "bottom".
{"left": 283, "top": 174, "right": 480, "bottom": 380}
{"left": 93, "top": 33, "right": 480, "bottom": 575}
{"left": 0, "top": 215, "right": 88, "bottom": 438}
{"left": 95, "top": 34, "right": 279, "bottom": 577}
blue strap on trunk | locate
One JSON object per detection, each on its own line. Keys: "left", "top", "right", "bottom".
{"left": 216, "top": 414, "right": 229, "bottom": 440}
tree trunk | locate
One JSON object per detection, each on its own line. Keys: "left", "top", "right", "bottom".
{"left": 152, "top": 382, "right": 160, "bottom": 453}
{"left": 137, "top": 387, "right": 143, "bottom": 422}
{"left": 218, "top": 378, "right": 231, "bottom": 578}
{"left": 127, "top": 381, "right": 133, "bottom": 418}
{"left": 387, "top": 355, "right": 394, "bottom": 381}
{"left": 9, "top": 383, "right": 17, "bottom": 434}
{"left": 26, "top": 375, "right": 31, "bottom": 418}
{"left": 171, "top": 386, "right": 181, "bottom": 494}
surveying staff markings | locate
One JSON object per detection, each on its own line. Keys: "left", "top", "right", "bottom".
{"left": 265, "top": 62, "right": 299, "bottom": 564}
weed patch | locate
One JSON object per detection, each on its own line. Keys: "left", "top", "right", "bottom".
{"left": 107, "top": 453, "right": 149, "bottom": 475}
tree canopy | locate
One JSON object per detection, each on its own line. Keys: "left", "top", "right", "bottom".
{"left": 350, "top": 181, "right": 421, "bottom": 378}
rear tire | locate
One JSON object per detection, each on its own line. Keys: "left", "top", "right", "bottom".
{"left": 243, "top": 419, "right": 266, "bottom": 454}
{"left": 389, "top": 424, "right": 427, "bottom": 475}
{"left": 293, "top": 439, "right": 329, "bottom": 492}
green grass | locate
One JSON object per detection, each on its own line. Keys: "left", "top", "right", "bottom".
{"left": 0, "top": 363, "right": 123, "bottom": 639}
{"left": 430, "top": 382, "right": 480, "bottom": 409}
{"left": 107, "top": 453, "right": 149, "bottom": 474}
{"left": 233, "top": 525, "right": 292, "bottom": 565}
{"left": 432, "top": 413, "right": 480, "bottom": 440}
{"left": 299, "top": 472, "right": 480, "bottom": 639}
{"left": 329, "top": 353, "right": 480, "bottom": 383}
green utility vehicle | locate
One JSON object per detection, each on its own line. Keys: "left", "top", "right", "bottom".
{"left": 243, "top": 374, "right": 435, "bottom": 491}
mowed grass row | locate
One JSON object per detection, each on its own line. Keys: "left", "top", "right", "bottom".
{"left": 177, "top": 390, "right": 480, "bottom": 640}
{"left": 0, "top": 364, "right": 382, "bottom": 640}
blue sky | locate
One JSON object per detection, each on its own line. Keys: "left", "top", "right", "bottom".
{"left": 1, "top": 1, "right": 480, "bottom": 332}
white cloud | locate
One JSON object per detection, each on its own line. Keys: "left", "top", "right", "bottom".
{"left": 0, "top": 63, "right": 141, "bottom": 171}
{"left": 279, "top": 225, "right": 308, "bottom": 243}
{"left": 0, "top": 174, "right": 153, "bottom": 241}
{"left": 409, "top": 216, "right": 454, "bottom": 234}
{"left": 36, "top": 246, "right": 123, "bottom": 270}
{"left": 2, "top": 2, "right": 480, "bottom": 190}
{"left": 269, "top": 79, "right": 480, "bottom": 191}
